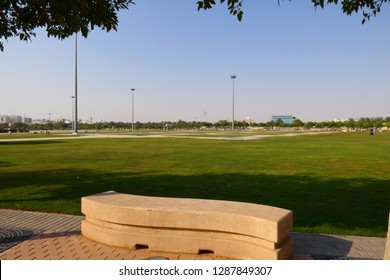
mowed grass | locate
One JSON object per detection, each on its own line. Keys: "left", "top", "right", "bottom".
{"left": 0, "top": 132, "right": 389, "bottom": 237}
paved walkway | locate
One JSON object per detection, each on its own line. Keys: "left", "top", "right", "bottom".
{"left": 0, "top": 209, "right": 386, "bottom": 260}
{"left": 0, "top": 131, "right": 332, "bottom": 142}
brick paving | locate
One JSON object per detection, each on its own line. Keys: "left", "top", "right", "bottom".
{"left": 0, "top": 209, "right": 83, "bottom": 232}
{"left": 1, "top": 230, "right": 227, "bottom": 260}
{"left": 0, "top": 209, "right": 386, "bottom": 260}
{"left": 290, "top": 232, "right": 386, "bottom": 260}
{"left": 0, "top": 209, "right": 233, "bottom": 260}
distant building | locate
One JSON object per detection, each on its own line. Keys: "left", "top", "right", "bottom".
{"left": 22, "top": 116, "right": 32, "bottom": 124}
{"left": 271, "top": 115, "right": 296, "bottom": 125}
{"left": 0, "top": 115, "right": 10, "bottom": 124}
{"left": 9, "top": 115, "right": 22, "bottom": 123}
{"left": 164, "top": 123, "right": 174, "bottom": 130}
{"left": 242, "top": 117, "right": 254, "bottom": 124}
{"left": 32, "top": 119, "right": 46, "bottom": 124}
{"left": 0, "top": 115, "right": 32, "bottom": 124}
{"left": 332, "top": 118, "right": 350, "bottom": 123}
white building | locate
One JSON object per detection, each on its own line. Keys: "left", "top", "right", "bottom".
{"left": 0, "top": 115, "right": 32, "bottom": 124}
{"left": 0, "top": 115, "right": 10, "bottom": 124}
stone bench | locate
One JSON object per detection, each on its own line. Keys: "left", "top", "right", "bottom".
{"left": 81, "top": 191, "right": 293, "bottom": 260}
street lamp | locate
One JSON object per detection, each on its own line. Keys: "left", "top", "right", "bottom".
{"left": 71, "top": 96, "right": 75, "bottom": 131}
{"left": 131, "top": 88, "right": 135, "bottom": 131}
{"left": 73, "top": 33, "right": 78, "bottom": 134}
{"left": 49, "top": 112, "right": 51, "bottom": 131}
{"left": 231, "top": 75, "right": 236, "bottom": 131}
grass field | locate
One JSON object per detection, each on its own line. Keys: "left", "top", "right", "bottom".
{"left": 0, "top": 131, "right": 389, "bottom": 237}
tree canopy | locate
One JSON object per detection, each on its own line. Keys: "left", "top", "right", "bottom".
{"left": 0, "top": 0, "right": 388, "bottom": 51}
{"left": 197, "top": 0, "right": 387, "bottom": 23}
{"left": 0, "top": 0, "right": 134, "bottom": 51}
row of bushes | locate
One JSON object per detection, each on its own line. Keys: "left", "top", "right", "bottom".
{"left": 1, "top": 117, "right": 389, "bottom": 132}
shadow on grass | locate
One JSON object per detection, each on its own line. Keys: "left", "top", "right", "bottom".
{"left": 0, "top": 168, "right": 389, "bottom": 236}
{"left": 0, "top": 162, "right": 18, "bottom": 168}
{"left": 0, "top": 140, "right": 65, "bottom": 146}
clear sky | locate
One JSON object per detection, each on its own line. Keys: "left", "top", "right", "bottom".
{"left": 1, "top": 0, "right": 389, "bottom": 123}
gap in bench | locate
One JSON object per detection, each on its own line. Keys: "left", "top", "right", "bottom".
{"left": 198, "top": 249, "right": 215, "bottom": 255}
{"left": 134, "top": 244, "right": 149, "bottom": 250}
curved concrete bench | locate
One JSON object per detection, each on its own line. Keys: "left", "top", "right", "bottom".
{"left": 81, "top": 191, "right": 293, "bottom": 260}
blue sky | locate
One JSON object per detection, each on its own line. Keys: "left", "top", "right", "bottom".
{"left": 1, "top": 0, "right": 389, "bottom": 123}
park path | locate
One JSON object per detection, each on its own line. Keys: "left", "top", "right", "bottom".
{"left": 0, "top": 131, "right": 332, "bottom": 142}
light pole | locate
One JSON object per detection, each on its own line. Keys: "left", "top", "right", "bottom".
{"left": 73, "top": 33, "right": 78, "bottom": 134}
{"left": 231, "top": 75, "right": 236, "bottom": 131}
{"left": 49, "top": 112, "right": 51, "bottom": 131}
{"left": 71, "top": 96, "right": 75, "bottom": 131}
{"left": 131, "top": 88, "right": 135, "bottom": 131}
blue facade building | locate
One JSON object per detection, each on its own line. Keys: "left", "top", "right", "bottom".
{"left": 271, "top": 115, "right": 296, "bottom": 125}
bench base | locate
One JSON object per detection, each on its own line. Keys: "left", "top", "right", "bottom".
{"left": 82, "top": 217, "right": 292, "bottom": 260}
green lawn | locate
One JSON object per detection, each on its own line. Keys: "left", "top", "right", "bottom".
{"left": 0, "top": 131, "right": 389, "bottom": 237}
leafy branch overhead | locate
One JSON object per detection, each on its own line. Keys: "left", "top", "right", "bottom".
{"left": 310, "top": 0, "right": 387, "bottom": 24}
{"left": 197, "top": 0, "right": 244, "bottom": 21}
{"left": 196, "top": 0, "right": 387, "bottom": 23}
{"left": 0, "top": 0, "right": 134, "bottom": 51}
{"left": 0, "top": 0, "right": 388, "bottom": 52}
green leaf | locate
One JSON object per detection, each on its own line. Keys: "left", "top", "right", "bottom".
{"left": 196, "top": 1, "right": 204, "bottom": 10}
{"left": 237, "top": 11, "right": 243, "bottom": 21}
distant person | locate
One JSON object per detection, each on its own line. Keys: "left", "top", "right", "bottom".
{"left": 370, "top": 127, "right": 374, "bottom": 135}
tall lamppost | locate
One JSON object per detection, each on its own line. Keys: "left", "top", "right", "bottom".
{"left": 71, "top": 96, "right": 75, "bottom": 131}
{"left": 231, "top": 75, "right": 236, "bottom": 131}
{"left": 131, "top": 88, "right": 135, "bottom": 132}
{"left": 73, "top": 33, "right": 78, "bottom": 134}
{"left": 49, "top": 112, "right": 51, "bottom": 131}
